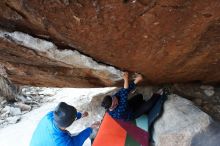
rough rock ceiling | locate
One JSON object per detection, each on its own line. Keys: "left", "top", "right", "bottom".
{"left": 0, "top": 0, "right": 219, "bottom": 87}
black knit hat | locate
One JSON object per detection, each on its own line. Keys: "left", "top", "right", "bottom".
{"left": 53, "top": 102, "right": 77, "bottom": 128}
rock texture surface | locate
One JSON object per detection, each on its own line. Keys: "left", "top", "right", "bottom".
{"left": 153, "top": 94, "right": 220, "bottom": 146}
{"left": 0, "top": 0, "right": 220, "bottom": 87}
{"left": 173, "top": 84, "right": 220, "bottom": 121}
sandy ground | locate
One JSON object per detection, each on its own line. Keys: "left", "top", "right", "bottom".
{"left": 0, "top": 87, "right": 114, "bottom": 146}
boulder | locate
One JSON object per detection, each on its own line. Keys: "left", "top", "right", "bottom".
{"left": 172, "top": 83, "right": 220, "bottom": 121}
{"left": 14, "top": 102, "right": 31, "bottom": 111}
{"left": 191, "top": 121, "right": 220, "bottom": 146}
{"left": 6, "top": 116, "right": 21, "bottom": 124}
{"left": 9, "top": 107, "right": 21, "bottom": 116}
{"left": 200, "top": 85, "right": 215, "bottom": 97}
{"left": 153, "top": 94, "right": 219, "bottom": 146}
{"left": 0, "top": 0, "right": 219, "bottom": 87}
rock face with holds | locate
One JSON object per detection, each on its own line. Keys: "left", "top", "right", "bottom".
{"left": 0, "top": 0, "right": 219, "bottom": 87}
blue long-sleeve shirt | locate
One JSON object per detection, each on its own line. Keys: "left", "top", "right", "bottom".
{"left": 30, "top": 111, "right": 92, "bottom": 146}
{"left": 108, "top": 82, "right": 136, "bottom": 120}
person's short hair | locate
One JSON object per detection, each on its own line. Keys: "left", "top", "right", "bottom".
{"left": 101, "top": 95, "right": 112, "bottom": 109}
{"left": 53, "top": 102, "right": 77, "bottom": 128}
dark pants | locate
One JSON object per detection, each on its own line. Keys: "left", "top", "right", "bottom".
{"left": 128, "top": 93, "right": 161, "bottom": 119}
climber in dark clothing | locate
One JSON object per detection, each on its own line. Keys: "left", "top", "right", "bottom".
{"left": 101, "top": 72, "right": 164, "bottom": 121}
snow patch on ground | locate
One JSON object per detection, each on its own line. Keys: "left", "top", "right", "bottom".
{"left": 0, "top": 87, "right": 115, "bottom": 146}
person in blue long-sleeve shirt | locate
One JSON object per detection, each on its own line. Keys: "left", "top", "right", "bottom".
{"left": 30, "top": 102, "right": 100, "bottom": 146}
{"left": 101, "top": 72, "right": 164, "bottom": 121}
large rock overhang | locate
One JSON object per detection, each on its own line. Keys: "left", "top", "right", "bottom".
{"left": 0, "top": 0, "right": 219, "bottom": 87}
